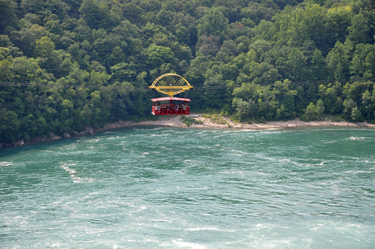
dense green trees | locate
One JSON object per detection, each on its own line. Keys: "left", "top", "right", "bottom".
{"left": 0, "top": 0, "right": 375, "bottom": 144}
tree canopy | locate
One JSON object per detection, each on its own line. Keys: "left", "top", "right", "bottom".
{"left": 0, "top": 0, "right": 375, "bottom": 143}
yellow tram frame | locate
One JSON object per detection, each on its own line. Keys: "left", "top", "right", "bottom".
{"left": 148, "top": 73, "right": 193, "bottom": 97}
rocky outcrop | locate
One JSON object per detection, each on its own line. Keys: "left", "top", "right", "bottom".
{"left": 13, "top": 139, "right": 24, "bottom": 147}
{"left": 50, "top": 133, "right": 62, "bottom": 140}
{"left": 84, "top": 125, "right": 94, "bottom": 134}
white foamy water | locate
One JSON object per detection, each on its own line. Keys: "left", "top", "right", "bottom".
{"left": 0, "top": 161, "right": 13, "bottom": 167}
{"left": 346, "top": 136, "right": 367, "bottom": 140}
{"left": 60, "top": 164, "right": 77, "bottom": 174}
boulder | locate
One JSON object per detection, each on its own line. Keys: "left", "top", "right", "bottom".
{"left": 13, "top": 139, "right": 24, "bottom": 147}
{"left": 84, "top": 125, "right": 94, "bottom": 134}
{"left": 63, "top": 133, "right": 71, "bottom": 138}
{"left": 50, "top": 133, "right": 61, "bottom": 140}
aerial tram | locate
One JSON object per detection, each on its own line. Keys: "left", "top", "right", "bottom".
{"left": 149, "top": 73, "right": 193, "bottom": 116}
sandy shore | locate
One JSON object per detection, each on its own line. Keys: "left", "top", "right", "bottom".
{"left": 97, "top": 115, "right": 375, "bottom": 131}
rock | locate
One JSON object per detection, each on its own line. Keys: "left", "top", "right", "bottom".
{"left": 104, "top": 123, "right": 117, "bottom": 129}
{"left": 80, "top": 132, "right": 85, "bottom": 135}
{"left": 51, "top": 135, "right": 61, "bottom": 140}
{"left": 74, "top": 131, "right": 80, "bottom": 136}
{"left": 63, "top": 133, "right": 71, "bottom": 138}
{"left": 50, "top": 132, "right": 61, "bottom": 140}
{"left": 13, "top": 139, "right": 24, "bottom": 147}
{"left": 84, "top": 125, "right": 94, "bottom": 134}
{"left": 0, "top": 143, "right": 3, "bottom": 149}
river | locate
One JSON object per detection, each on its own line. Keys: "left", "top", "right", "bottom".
{"left": 1, "top": 127, "right": 375, "bottom": 248}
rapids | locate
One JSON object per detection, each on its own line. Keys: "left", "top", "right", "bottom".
{"left": 1, "top": 127, "right": 375, "bottom": 248}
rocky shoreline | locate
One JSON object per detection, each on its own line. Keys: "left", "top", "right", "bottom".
{"left": 0, "top": 125, "right": 95, "bottom": 150}
{"left": 190, "top": 116, "right": 375, "bottom": 130}
{"left": 1, "top": 115, "right": 374, "bottom": 150}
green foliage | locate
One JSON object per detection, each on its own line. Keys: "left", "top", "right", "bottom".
{"left": 180, "top": 115, "right": 202, "bottom": 126}
{"left": 131, "top": 115, "right": 159, "bottom": 123}
{"left": 253, "top": 117, "right": 267, "bottom": 124}
{"left": 347, "top": 12, "right": 370, "bottom": 46}
{"left": 1, "top": 0, "right": 375, "bottom": 144}
{"left": 316, "top": 99, "right": 325, "bottom": 118}
{"left": 305, "top": 102, "right": 316, "bottom": 121}
{"left": 351, "top": 106, "right": 364, "bottom": 122}
{"left": 0, "top": 0, "right": 19, "bottom": 33}
{"left": 79, "top": 0, "right": 116, "bottom": 29}
{"left": 331, "top": 115, "right": 345, "bottom": 122}
{"left": 197, "top": 8, "right": 229, "bottom": 37}
{"left": 203, "top": 113, "right": 227, "bottom": 124}
{"left": 147, "top": 44, "right": 175, "bottom": 69}
{"left": 233, "top": 97, "right": 257, "bottom": 120}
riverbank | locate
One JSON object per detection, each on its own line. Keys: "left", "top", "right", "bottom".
{"left": 190, "top": 115, "right": 375, "bottom": 129}
{"left": 95, "top": 115, "right": 375, "bottom": 131}
{"left": 1, "top": 115, "right": 374, "bottom": 149}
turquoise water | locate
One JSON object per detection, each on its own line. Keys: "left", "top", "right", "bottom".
{"left": 1, "top": 127, "right": 375, "bottom": 248}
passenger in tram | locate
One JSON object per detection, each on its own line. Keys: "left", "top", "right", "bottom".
{"left": 179, "top": 104, "right": 182, "bottom": 113}
{"left": 152, "top": 99, "right": 190, "bottom": 115}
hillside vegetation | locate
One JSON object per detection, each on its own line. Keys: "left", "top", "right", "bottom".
{"left": 0, "top": 0, "right": 375, "bottom": 143}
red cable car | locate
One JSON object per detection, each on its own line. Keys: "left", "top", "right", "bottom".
{"left": 149, "top": 74, "right": 193, "bottom": 116}
{"left": 151, "top": 97, "right": 190, "bottom": 115}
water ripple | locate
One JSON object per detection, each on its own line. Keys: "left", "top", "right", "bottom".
{"left": 0, "top": 127, "right": 374, "bottom": 248}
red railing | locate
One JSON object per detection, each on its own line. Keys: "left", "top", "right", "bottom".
{"left": 152, "top": 106, "right": 190, "bottom": 115}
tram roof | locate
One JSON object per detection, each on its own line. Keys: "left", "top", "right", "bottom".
{"left": 151, "top": 97, "right": 191, "bottom": 102}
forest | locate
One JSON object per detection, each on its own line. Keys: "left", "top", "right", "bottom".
{"left": 0, "top": 0, "right": 375, "bottom": 143}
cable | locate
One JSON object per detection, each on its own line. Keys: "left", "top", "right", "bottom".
{"left": 195, "top": 76, "right": 375, "bottom": 89}
{"left": 0, "top": 82, "right": 147, "bottom": 91}
{"left": 0, "top": 76, "right": 374, "bottom": 91}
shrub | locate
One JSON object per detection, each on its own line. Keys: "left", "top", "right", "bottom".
{"left": 331, "top": 115, "right": 345, "bottom": 122}
{"left": 180, "top": 116, "right": 203, "bottom": 126}
{"left": 230, "top": 115, "right": 240, "bottom": 123}
{"left": 216, "top": 118, "right": 227, "bottom": 124}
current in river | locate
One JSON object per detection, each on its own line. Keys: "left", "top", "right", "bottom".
{"left": 1, "top": 127, "right": 375, "bottom": 248}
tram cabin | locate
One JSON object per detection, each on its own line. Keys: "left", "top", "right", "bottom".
{"left": 151, "top": 97, "right": 190, "bottom": 116}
